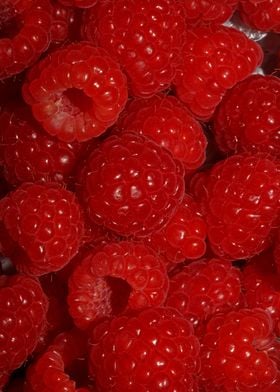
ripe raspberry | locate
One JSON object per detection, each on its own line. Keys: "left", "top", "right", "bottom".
{"left": 213, "top": 75, "right": 280, "bottom": 158}
{"left": 200, "top": 308, "right": 280, "bottom": 391}
{"left": 82, "top": 0, "right": 185, "bottom": 97}
{"left": 0, "top": 0, "right": 53, "bottom": 80}
{"left": 0, "top": 0, "right": 33, "bottom": 25}
{"left": 239, "top": 0, "right": 280, "bottom": 33}
{"left": 22, "top": 42, "right": 128, "bottom": 142}
{"left": 144, "top": 194, "right": 207, "bottom": 265}
{"left": 117, "top": 95, "right": 207, "bottom": 172}
{"left": 58, "top": 0, "right": 98, "bottom": 8}
{"left": 68, "top": 241, "right": 169, "bottom": 330}
{"left": 174, "top": 25, "right": 263, "bottom": 121}
{"left": 89, "top": 307, "right": 200, "bottom": 391}
{"left": 79, "top": 132, "right": 185, "bottom": 237}
{"left": 0, "top": 102, "right": 85, "bottom": 186}
{"left": 0, "top": 182, "right": 85, "bottom": 275}
{"left": 50, "top": 0, "right": 75, "bottom": 46}
{"left": 192, "top": 154, "right": 280, "bottom": 260}
{"left": 0, "top": 274, "right": 48, "bottom": 377}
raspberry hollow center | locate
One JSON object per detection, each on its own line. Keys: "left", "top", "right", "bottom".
{"left": 62, "top": 88, "right": 93, "bottom": 115}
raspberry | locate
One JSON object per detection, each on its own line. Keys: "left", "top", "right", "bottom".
{"left": 117, "top": 95, "right": 207, "bottom": 172}
{"left": 82, "top": 0, "right": 185, "bottom": 97}
{"left": 58, "top": 0, "right": 98, "bottom": 8}
{"left": 79, "top": 132, "right": 185, "bottom": 237}
{"left": 174, "top": 25, "right": 263, "bottom": 121}
{"left": 213, "top": 75, "right": 280, "bottom": 158}
{"left": 50, "top": 0, "right": 75, "bottom": 46}
{"left": 0, "top": 274, "right": 48, "bottom": 378}
{"left": 0, "top": 101, "right": 85, "bottom": 186}
{"left": 68, "top": 241, "right": 169, "bottom": 330}
{"left": 22, "top": 42, "right": 128, "bottom": 142}
{"left": 0, "top": 0, "right": 53, "bottom": 80}
{"left": 144, "top": 194, "right": 207, "bottom": 265}
{"left": 200, "top": 308, "right": 280, "bottom": 391}
{"left": 239, "top": 0, "right": 280, "bottom": 33}
{"left": 0, "top": 0, "right": 33, "bottom": 24}
{"left": 0, "top": 182, "right": 85, "bottom": 275}
{"left": 192, "top": 154, "right": 280, "bottom": 260}
{"left": 89, "top": 307, "right": 200, "bottom": 391}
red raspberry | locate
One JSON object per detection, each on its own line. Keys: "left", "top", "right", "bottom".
{"left": 0, "top": 0, "right": 53, "bottom": 80}
{"left": 166, "top": 258, "right": 241, "bottom": 330}
{"left": 0, "top": 182, "right": 85, "bottom": 275}
{"left": 0, "top": 274, "right": 48, "bottom": 378}
{"left": 117, "top": 95, "right": 207, "bottom": 172}
{"left": 68, "top": 241, "right": 169, "bottom": 330}
{"left": 213, "top": 75, "right": 280, "bottom": 158}
{"left": 0, "top": 0, "right": 33, "bottom": 24}
{"left": 0, "top": 102, "right": 85, "bottom": 186}
{"left": 144, "top": 194, "right": 207, "bottom": 265}
{"left": 192, "top": 154, "right": 280, "bottom": 260}
{"left": 50, "top": 0, "right": 75, "bottom": 46}
{"left": 22, "top": 42, "right": 128, "bottom": 142}
{"left": 239, "top": 0, "right": 280, "bottom": 33}
{"left": 89, "top": 307, "right": 200, "bottom": 391}
{"left": 58, "top": 0, "right": 98, "bottom": 8}
{"left": 79, "top": 132, "right": 185, "bottom": 238}
{"left": 174, "top": 25, "right": 263, "bottom": 121}
{"left": 82, "top": 0, "right": 185, "bottom": 97}
{"left": 200, "top": 308, "right": 280, "bottom": 391}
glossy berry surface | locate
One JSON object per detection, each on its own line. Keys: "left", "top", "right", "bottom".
{"left": 239, "top": 0, "right": 280, "bottom": 33}
{"left": 79, "top": 132, "right": 185, "bottom": 238}
{"left": 89, "top": 307, "right": 200, "bottom": 391}
{"left": 22, "top": 42, "right": 128, "bottom": 142}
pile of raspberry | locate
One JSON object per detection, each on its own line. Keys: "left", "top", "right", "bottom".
{"left": 1, "top": 0, "right": 280, "bottom": 391}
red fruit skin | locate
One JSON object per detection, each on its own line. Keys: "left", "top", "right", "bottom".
{"left": 22, "top": 42, "right": 128, "bottom": 142}
{"left": 50, "top": 0, "right": 75, "bottom": 46}
{"left": 0, "top": 0, "right": 53, "bottom": 80}
{"left": 0, "top": 274, "right": 48, "bottom": 377}
{"left": 58, "top": 0, "right": 98, "bottom": 8}
{"left": 89, "top": 307, "right": 200, "bottom": 391}
{"left": 213, "top": 75, "right": 280, "bottom": 158}
{"left": 117, "top": 95, "right": 207, "bottom": 172}
{"left": 79, "top": 132, "right": 185, "bottom": 238}
{"left": 174, "top": 25, "right": 263, "bottom": 121}
{"left": 68, "top": 241, "right": 169, "bottom": 330}
{"left": 0, "top": 182, "right": 85, "bottom": 276}
{"left": 200, "top": 308, "right": 280, "bottom": 391}
{"left": 192, "top": 154, "right": 280, "bottom": 260}
{"left": 82, "top": 0, "right": 185, "bottom": 97}
{"left": 0, "top": 0, "right": 33, "bottom": 23}
{"left": 239, "top": 0, "right": 280, "bottom": 33}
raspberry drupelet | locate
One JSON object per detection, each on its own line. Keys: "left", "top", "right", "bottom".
{"left": 239, "top": 0, "right": 280, "bottom": 33}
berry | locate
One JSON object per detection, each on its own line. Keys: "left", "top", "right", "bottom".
{"left": 239, "top": 0, "right": 280, "bottom": 33}
{"left": 213, "top": 75, "right": 280, "bottom": 158}
{"left": 68, "top": 241, "right": 169, "bottom": 330}
{"left": 192, "top": 154, "right": 280, "bottom": 260}
{"left": 79, "top": 132, "right": 185, "bottom": 238}
{"left": 117, "top": 95, "right": 207, "bottom": 171}
{"left": 82, "top": 0, "right": 185, "bottom": 97}
{"left": 22, "top": 42, "right": 128, "bottom": 142}
{"left": 0, "top": 182, "right": 85, "bottom": 275}
{"left": 0, "top": 0, "right": 33, "bottom": 23}
{"left": 50, "top": 0, "right": 75, "bottom": 46}
{"left": 58, "top": 0, "right": 98, "bottom": 8}
{"left": 89, "top": 307, "right": 200, "bottom": 391}
{"left": 174, "top": 25, "right": 263, "bottom": 121}
{"left": 0, "top": 274, "right": 48, "bottom": 377}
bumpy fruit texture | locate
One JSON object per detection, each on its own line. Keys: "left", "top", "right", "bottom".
{"left": 58, "top": 0, "right": 98, "bottom": 7}
{"left": 22, "top": 42, "right": 128, "bottom": 142}
{"left": 0, "top": 182, "right": 85, "bottom": 275}
{"left": 50, "top": 0, "right": 75, "bottom": 46}
{"left": 89, "top": 307, "right": 200, "bottom": 391}
{"left": 213, "top": 75, "right": 280, "bottom": 158}
{"left": 68, "top": 241, "right": 169, "bottom": 330}
{"left": 239, "top": 0, "right": 280, "bottom": 33}
{"left": 79, "top": 132, "right": 185, "bottom": 237}
{"left": 192, "top": 154, "right": 280, "bottom": 260}
{"left": 174, "top": 25, "right": 263, "bottom": 120}
{"left": 83, "top": 0, "right": 185, "bottom": 97}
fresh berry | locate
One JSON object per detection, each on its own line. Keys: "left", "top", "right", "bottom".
{"left": 0, "top": 101, "right": 85, "bottom": 186}
{"left": 174, "top": 25, "right": 263, "bottom": 121}
{"left": 79, "top": 132, "right": 185, "bottom": 237}
{"left": 22, "top": 42, "right": 128, "bottom": 142}
{"left": 213, "top": 75, "right": 280, "bottom": 158}
{"left": 0, "top": 274, "right": 48, "bottom": 378}
{"left": 0, "top": 182, "right": 85, "bottom": 275}
{"left": 0, "top": 0, "right": 53, "bottom": 80}
{"left": 200, "top": 308, "right": 280, "bottom": 391}
{"left": 50, "top": 0, "right": 75, "bottom": 46}
{"left": 89, "top": 307, "right": 200, "bottom": 391}
{"left": 117, "top": 95, "right": 207, "bottom": 171}
{"left": 239, "top": 0, "right": 280, "bottom": 33}
{"left": 0, "top": 0, "right": 33, "bottom": 23}
{"left": 58, "top": 0, "right": 98, "bottom": 8}
{"left": 82, "top": 0, "right": 185, "bottom": 97}
{"left": 68, "top": 241, "right": 169, "bottom": 330}
{"left": 192, "top": 154, "right": 280, "bottom": 260}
